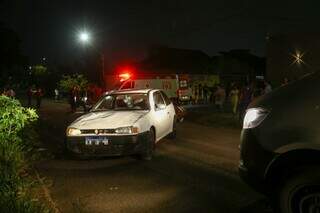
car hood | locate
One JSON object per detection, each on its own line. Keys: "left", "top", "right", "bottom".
{"left": 70, "top": 110, "right": 148, "bottom": 129}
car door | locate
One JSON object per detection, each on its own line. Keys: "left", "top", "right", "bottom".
{"left": 160, "top": 91, "right": 175, "bottom": 135}
{"left": 152, "top": 91, "right": 169, "bottom": 140}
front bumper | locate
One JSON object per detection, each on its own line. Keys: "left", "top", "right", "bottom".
{"left": 239, "top": 129, "right": 276, "bottom": 194}
{"left": 66, "top": 132, "right": 149, "bottom": 157}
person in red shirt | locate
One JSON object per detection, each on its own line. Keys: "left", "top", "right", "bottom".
{"left": 35, "top": 87, "right": 44, "bottom": 108}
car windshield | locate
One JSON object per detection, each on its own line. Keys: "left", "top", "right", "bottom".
{"left": 92, "top": 93, "right": 149, "bottom": 111}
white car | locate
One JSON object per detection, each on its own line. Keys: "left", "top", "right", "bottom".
{"left": 66, "top": 89, "right": 176, "bottom": 160}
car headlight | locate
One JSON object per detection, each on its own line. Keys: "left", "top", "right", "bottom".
{"left": 243, "top": 108, "right": 269, "bottom": 129}
{"left": 66, "top": 127, "right": 81, "bottom": 136}
{"left": 115, "top": 126, "right": 139, "bottom": 134}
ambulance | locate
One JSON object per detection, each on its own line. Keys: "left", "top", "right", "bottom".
{"left": 116, "top": 73, "right": 191, "bottom": 103}
{"left": 104, "top": 72, "right": 220, "bottom": 104}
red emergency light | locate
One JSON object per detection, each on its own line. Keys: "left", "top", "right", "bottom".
{"left": 119, "top": 72, "right": 131, "bottom": 82}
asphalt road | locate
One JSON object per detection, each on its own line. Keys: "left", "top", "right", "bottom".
{"left": 35, "top": 100, "right": 273, "bottom": 213}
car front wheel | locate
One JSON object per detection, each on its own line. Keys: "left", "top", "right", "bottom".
{"left": 168, "top": 117, "right": 177, "bottom": 139}
{"left": 140, "top": 129, "right": 155, "bottom": 161}
{"left": 278, "top": 167, "right": 320, "bottom": 213}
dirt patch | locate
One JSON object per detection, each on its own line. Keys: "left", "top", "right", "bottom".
{"left": 187, "top": 110, "right": 241, "bottom": 129}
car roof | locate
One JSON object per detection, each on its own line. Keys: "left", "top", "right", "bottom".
{"left": 108, "top": 88, "right": 156, "bottom": 95}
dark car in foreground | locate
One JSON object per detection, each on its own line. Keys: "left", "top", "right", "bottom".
{"left": 239, "top": 72, "right": 320, "bottom": 213}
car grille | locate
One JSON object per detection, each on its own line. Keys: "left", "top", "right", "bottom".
{"left": 80, "top": 129, "right": 116, "bottom": 134}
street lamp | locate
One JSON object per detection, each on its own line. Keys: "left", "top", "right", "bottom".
{"left": 77, "top": 31, "right": 105, "bottom": 88}
{"left": 291, "top": 50, "right": 305, "bottom": 66}
{"left": 78, "top": 31, "right": 90, "bottom": 44}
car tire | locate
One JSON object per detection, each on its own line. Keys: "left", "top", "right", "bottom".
{"left": 168, "top": 118, "right": 177, "bottom": 139}
{"left": 62, "top": 137, "right": 71, "bottom": 157}
{"left": 278, "top": 167, "right": 320, "bottom": 213}
{"left": 140, "top": 129, "right": 155, "bottom": 161}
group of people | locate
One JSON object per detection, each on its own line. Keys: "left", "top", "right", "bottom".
{"left": 69, "top": 86, "right": 88, "bottom": 113}
{"left": 189, "top": 83, "right": 227, "bottom": 107}
{"left": 68, "top": 84, "right": 105, "bottom": 113}
{"left": 27, "top": 85, "right": 44, "bottom": 108}
{"left": 187, "top": 77, "right": 291, "bottom": 122}
{"left": 225, "top": 80, "right": 272, "bottom": 118}
{"left": 190, "top": 84, "right": 215, "bottom": 104}
{"left": 218, "top": 77, "right": 291, "bottom": 121}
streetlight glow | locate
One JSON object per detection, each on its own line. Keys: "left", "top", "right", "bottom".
{"left": 78, "top": 31, "right": 90, "bottom": 43}
{"left": 291, "top": 50, "right": 305, "bottom": 66}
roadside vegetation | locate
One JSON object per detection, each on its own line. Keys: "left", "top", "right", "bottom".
{"left": 0, "top": 96, "right": 51, "bottom": 212}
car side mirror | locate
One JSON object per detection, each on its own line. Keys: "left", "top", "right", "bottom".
{"left": 155, "top": 103, "right": 166, "bottom": 110}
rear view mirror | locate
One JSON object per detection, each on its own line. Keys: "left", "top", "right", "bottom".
{"left": 156, "top": 103, "right": 166, "bottom": 110}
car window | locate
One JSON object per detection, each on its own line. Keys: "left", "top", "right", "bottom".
{"left": 160, "top": 91, "right": 171, "bottom": 106}
{"left": 114, "top": 94, "right": 148, "bottom": 110}
{"left": 120, "top": 81, "right": 133, "bottom": 90}
{"left": 153, "top": 91, "right": 165, "bottom": 109}
{"left": 93, "top": 96, "right": 114, "bottom": 110}
{"left": 93, "top": 93, "right": 149, "bottom": 111}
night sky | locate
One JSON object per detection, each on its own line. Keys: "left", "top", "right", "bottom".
{"left": 2, "top": 0, "right": 320, "bottom": 65}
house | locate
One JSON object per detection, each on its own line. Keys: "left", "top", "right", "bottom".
{"left": 134, "top": 46, "right": 219, "bottom": 87}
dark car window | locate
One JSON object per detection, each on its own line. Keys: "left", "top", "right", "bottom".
{"left": 160, "top": 91, "right": 171, "bottom": 106}
{"left": 153, "top": 91, "right": 165, "bottom": 109}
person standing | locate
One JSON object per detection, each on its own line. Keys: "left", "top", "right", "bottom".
{"left": 27, "top": 86, "right": 34, "bottom": 107}
{"left": 70, "top": 86, "right": 79, "bottom": 113}
{"left": 2, "top": 87, "right": 8, "bottom": 96}
{"left": 7, "top": 87, "right": 16, "bottom": 98}
{"left": 35, "top": 87, "right": 44, "bottom": 108}
{"left": 214, "top": 85, "right": 226, "bottom": 111}
{"left": 203, "top": 84, "right": 208, "bottom": 104}
{"left": 54, "top": 88, "right": 59, "bottom": 101}
{"left": 281, "top": 77, "right": 289, "bottom": 87}
{"left": 198, "top": 84, "right": 203, "bottom": 104}
{"left": 264, "top": 81, "right": 272, "bottom": 94}
{"left": 194, "top": 85, "right": 198, "bottom": 104}
{"left": 239, "top": 83, "right": 253, "bottom": 122}
{"left": 229, "top": 85, "right": 239, "bottom": 115}
{"left": 80, "top": 89, "right": 88, "bottom": 112}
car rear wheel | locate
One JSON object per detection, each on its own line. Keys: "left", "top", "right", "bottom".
{"left": 278, "top": 167, "right": 320, "bottom": 213}
{"left": 140, "top": 129, "right": 155, "bottom": 161}
{"left": 168, "top": 118, "right": 177, "bottom": 139}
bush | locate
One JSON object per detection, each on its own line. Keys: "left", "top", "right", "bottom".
{"left": 0, "top": 95, "right": 50, "bottom": 212}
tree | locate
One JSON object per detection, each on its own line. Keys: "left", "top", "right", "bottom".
{"left": 58, "top": 74, "right": 88, "bottom": 92}
{"left": 0, "top": 23, "right": 28, "bottom": 87}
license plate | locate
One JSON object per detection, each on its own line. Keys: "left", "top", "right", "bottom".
{"left": 85, "top": 137, "right": 109, "bottom": 146}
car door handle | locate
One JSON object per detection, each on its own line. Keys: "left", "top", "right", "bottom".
{"left": 167, "top": 112, "right": 170, "bottom": 115}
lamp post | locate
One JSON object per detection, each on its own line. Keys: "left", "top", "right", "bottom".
{"left": 77, "top": 31, "right": 105, "bottom": 88}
